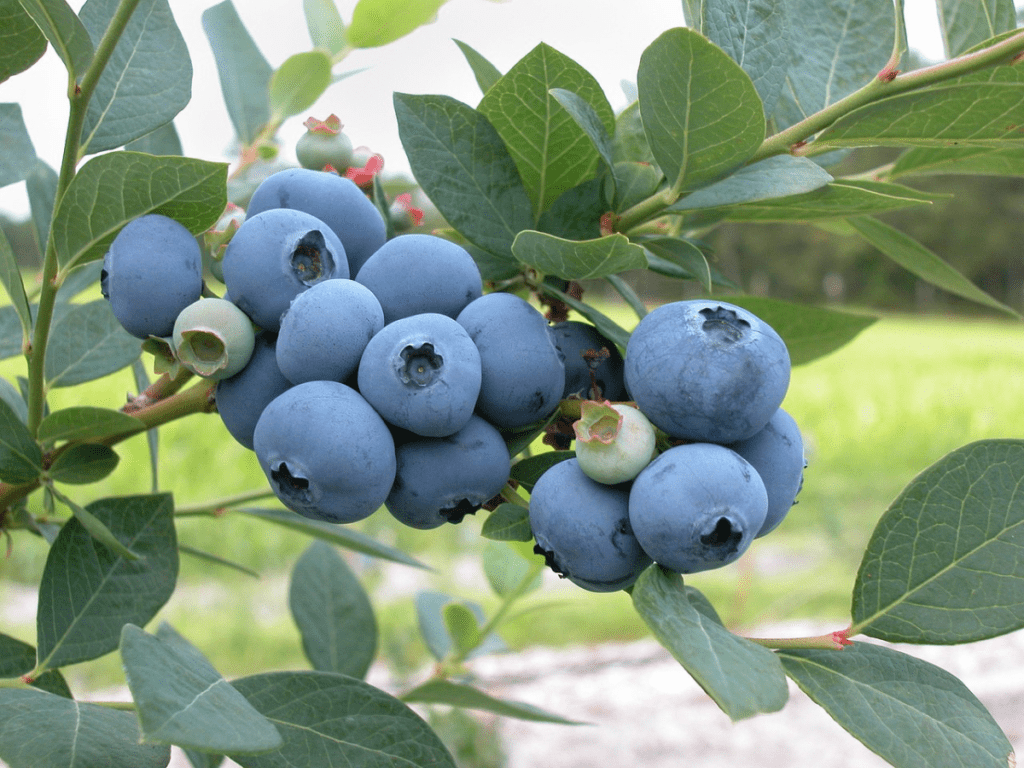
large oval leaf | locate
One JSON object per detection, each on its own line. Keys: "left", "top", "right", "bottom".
{"left": 511, "top": 231, "right": 647, "bottom": 280}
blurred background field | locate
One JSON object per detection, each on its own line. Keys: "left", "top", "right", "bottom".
{"left": 2, "top": 302, "right": 1023, "bottom": 694}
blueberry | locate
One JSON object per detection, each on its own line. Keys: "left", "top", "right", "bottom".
{"left": 215, "top": 332, "right": 293, "bottom": 450}
{"left": 385, "top": 415, "right": 511, "bottom": 530}
{"left": 728, "top": 407, "right": 806, "bottom": 537}
{"left": 624, "top": 300, "right": 790, "bottom": 443}
{"left": 529, "top": 458, "right": 651, "bottom": 592}
{"left": 172, "top": 298, "right": 255, "bottom": 380}
{"left": 246, "top": 168, "right": 386, "bottom": 275}
{"left": 222, "top": 207, "right": 349, "bottom": 332}
{"left": 628, "top": 443, "right": 768, "bottom": 573}
{"left": 574, "top": 401, "right": 657, "bottom": 485}
{"left": 456, "top": 293, "right": 565, "bottom": 429}
{"left": 549, "top": 320, "right": 627, "bottom": 401}
{"left": 354, "top": 234, "right": 483, "bottom": 324}
{"left": 102, "top": 213, "right": 203, "bottom": 339}
{"left": 276, "top": 279, "right": 385, "bottom": 385}
{"left": 357, "top": 313, "right": 482, "bottom": 437}
{"left": 253, "top": 380, "right": 396, "bottom": 523}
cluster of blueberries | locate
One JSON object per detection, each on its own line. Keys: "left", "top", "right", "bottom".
{"left": 101, "top": 166, "right": 805, "bottom": 594}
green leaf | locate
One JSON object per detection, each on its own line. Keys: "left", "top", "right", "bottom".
{"left": 401, "top": 679, "right": 585, "bottom": 724}
{"left": 0, "top": 103, "right": 37, "bottom": 188}
{"left": 815, "top": 82, "right": 1024, "bottom": 149}
{"left": 721, "top": 296, "right": 877, "bottom": 366}
{"left": 0, "top": 229, "right": 30, "bottom": 349}
{"left": 443, "top": 602, "right": 480, "bottom": 655}
{"left": 229, "top": 671, "right": 457, "bottom": 768}
{"left": 849, "top": 216, "right": 1020, "bottom": 317}
{"left": 26, "top": 158, "right": 58, "bottom": 252}
{"left": 612, "top": 161, "right": 662, "bottom": 213}
{"left": 669, "top": 156, "right": 834, "bottom": 211}
{"left": 268, "top": 50, "right": 332, "bottom": 121}
{"left": 178, "top": 544, "right": 259, "bottom": 578}
{"left": 394, "top": 92, "right": 532, "bottom": 259}
{"left": 288, "top": 541, "right": 377, "bottom": 679}
{"left": 56, "top": 260, "right": 102, "bottom": 302}
{"left": 0, "top": 377, "right": 27, "bottom": 424}
{"left": 535, "top": 177, "right": 607, "bottom": 241}
{"left": 17, "top": 0, "right": 94, "bottom": 81}
{"left": 0, "top": 307, "right": 24, "bottom": 360}
{"left": 125, "top": 120, "right": 183, "bottom": 156}
{"left": 612, "top": 100, "right": 657, "bottom": 168}
{"left": 684, "top": 0, "right": 791, "bottom": 118}
{"left": 453, "top": 38, "right": 501, "bottom": 95}
{"left": 605, "top": 273, "right": 647, "bottom": 321}
{"left": 890, "top": 145, "right": 1024, "bottom": 177}
{"left": 416, "top": 590, "right": 455, "bottom": 661}
{"left": 851, "top": 439, "right": 1024, "bottom": 644}
{"left": 637, "top": 27, "right": 765, "bottom": 194}
{"left": 121, "top": 623, "right": 283, "bottom": 753}
{"left": 0, "top": 397, "right": 42, "bottom": 484}
{"left": 38, "top": 406, "right": 144, "bottom": 444}
{"left": 511, "top": 231, "right": 646, "bottom": 281}
{"left": 184, "top": 749, "right": 226, "bottom": 768}
{"left": 774, "top": 0, "right": 894, "bottom": 132}
{"left": 238, "top": 506, "right": 429, "bottom": 569}
{"left": 0, "top": 634, "right": 72, "bottom": 698}
{"left": 303, "top": 0, "right": 345, "bottom": 57}
{"left": 0, "top": 0, "right": 47, "bottom": 83}
{"left": 482, "top": 541, "right": 540, "bottom": 598}
{"left": 536, "top": 281, "right": 631, "bottom": 352}
{"left": 0, "top": 688, "right": 170, "bottom": 768}
{"left": 548, "top": 87, "right": 616, "bottom": 173}
{"left": 937, "top": 0, "right": 1017, "bottom": 57}
{"left": 50, "top": 151, "right": 227, "bottom": 272}
{"left": 479, "top": 43, "right": 614, "bottom": 218}
{"left": 201, "top": 0, "right": 272, "bottom": 145}
{"left": 631, "top": 566, "right": 788, "bottom": 721}
{"left": 50, "top": 484, "right": 139, "bottom": 560}
{"left": 79, "top": 0, "right": 192, "bottom": 154}
{"left": 638, "top": 236, "right": 714, "bottom": 292}
{"left": 480, "top": 503, "right": 533, "bottom": 542}
{"left": 44, "top": 299, "right": 141, "bottom": 387}
{"left": 779, "top": 643, "right": 1014, "bottom": 768}
{"left": 346, "top": 0, "right": 446, "bottom": 48}
{"left": 36, "top": 494, "right": 177, "bottom": 671}
{"left": 48, "top": 443, "right": 119, "bottom": 484}
{"left": 509, "top": 450, "right": 574, "bottom": 491}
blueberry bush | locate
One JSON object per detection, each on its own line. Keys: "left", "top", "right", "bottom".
{"left": 0, "top": 0, "right": 1022, "bottom": 766}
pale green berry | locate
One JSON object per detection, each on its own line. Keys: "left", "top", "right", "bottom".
{"left": 172, "top": 298, "right": 255, "bottom": 380}
{"left": 573, "top": 401, "right": 657, "bottom": 485}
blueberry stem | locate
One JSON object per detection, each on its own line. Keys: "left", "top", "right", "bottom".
{"left": 744, "top": 628, "right": 855, "bottom": 651}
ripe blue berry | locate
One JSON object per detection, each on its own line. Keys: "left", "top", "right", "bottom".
{"left": 215, "top": 333, "right": 293, "bottom": 450}
{"left": 102, "top": 213, "right": 203, "bottom": 339}
{"left": 357, "top": 313, "right": 482, "bottom": 437}
{"left": 253, "top": 380, "right": 396, "bottom": 523}
{"left": 354, "top": 234, "right": 482, "bottom": 324}
{"left": 246, "top": 168, "right": 386, "bottom": 275}
{"left": 549, "top": 320, "right": 627, "bottom": 401}
{"left": 385, "top": 415, "right": 511, "bottom": 530}
{"left": 624, "top": 300, "right": 790, "bottom": 443}
{"left": 456, "top": 293, "right": 565, "bottom": 429}
{"left": 529, "top": 458, "right": 651, "bottom": 592}
{"left": 276, "top": 279, "right": 385, "bottom": 385}
{"left": 222, "top": 207, "right": 348, "bottom": 332}
{"left": 628, "top": 443, "right": 768, "bottom": 573}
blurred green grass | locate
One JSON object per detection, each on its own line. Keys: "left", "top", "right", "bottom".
{"left": 2, "top": 308, "right": 1024, "bottom": 692}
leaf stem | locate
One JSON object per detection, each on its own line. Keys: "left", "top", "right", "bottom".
{"left": 174, "top": 488, "right": 276, "bottom": 517}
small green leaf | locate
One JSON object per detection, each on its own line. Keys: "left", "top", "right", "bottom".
{"left": 303, "top": 0, "right": 345, "bottom": 56}
{"left": 268, "top": 50, "right": 332, "bottom": 121}
{"left": 0, "top": 688, "right": 170, "bottom": 768}
{"left": 56, "top": 260, "right": 102, "bottom": 302}
{"left": 443, "top": 602, "right": 480, "bottom": 655}
{"left": 26, "top": 158, "right": 58, "bottom": 252}
{"left": 631, "top": 566, "right": 788, "bottom": 721}
{"left": 239, "top": 507, "right": 429, "bottom": 569}
{"left": 201, "top": 0, "right": 272, "bottom": 145}
{"left": 549, "top": 87, "right": 616, "bottom": 172}
{"left": 0, "top": 229, "right": 30, "bottom": 349}
{"left": 0, "top": 397, "right": 42, "bottom": 484}
{"left": 481, "top": 503, "right": 533, "bottom": 542}
{"left": 535, "top": 177, "right": 607, "bottom": 241}
{"left": 669, "top": 156, "right": 834, "bottom": 211}
{"left": 780, "top": 643, "right": 1014, "bottom": 768}
{"left": 50, "top": 151, "right": 227, "bottom": 272}
{"left": 50, "top": 485, "right": 139, "bottom": 560}
{"left": 415, "top": 590, "right": 455, "bottom": 661}
{"left": 637, "top": 27, "right": 765, "bottom": 194}
{"left": 890, "top": 145, "right": 1024, "bottom": 177}
{"left": 125, "top": 121, "right": 183, "bottom": 156}
{"left": 401, "top": 679, "right": 586, "bottom": 724}
{"left": 0, "top": 633, "right": 72, "bottom": 698}
{"left": 509, "top": 451, "right": 575, "bottom": 491}
{"left": 178, "top": 545, "right": 259, "bottom": 578}
{"left": 612, "top": 101, "right": 657, "bottom": 168}
{"left": 230, "top": 671, "right": 458, "bottom": 768}
{"left": 0, "top": 0, "right": 47, "bottom": 83}
{"left": 936, "top": 0, "right": 1016, "bottom": 57}
{"left": 48, "top": 443, "right": 119, "bottom": 484}
{"left": 612, "top": 161, "right": 662, "bottom": 213}
{"left": 17, "top": 0, "right": 94, "bottom": 81}
{"left": 79, "top": 0, "right": 192, "bottom": 154}
{"left": 453, "top": 38, "right": 501, "bottom": 94}
{"left": 721, "top": 296, "right": 877, "bottom": 366}
{"left": 0, "top": 377, "right": 27, "bottom": 424}
{"left": 121, "top": 623, "right": 283, "bottom": 753}
{"left": 512, "top": 231, "right": 647, "bottom": 281}
{"left": 38, "top": 406, "right": 144, "bottom": 445}
{"left": 346, "top": 0, "right": 446, "bottom": 48}
{"left": 851, "top": 439, "right": 1024, "bottom": 644}
{"left": 36, "top": 494, "right": 178, "bottom": 672}
{"left": 288, "top": 541, "right": 377, "bottom": 679}
{"left": 44, "top": 300, "right": 141, "bottom": 388}
{"left": 639, "top": 236, "right": 714, "bottom": 292}
{"left": 0, "top": 103, "right": 37, "bottom": 188}
{"left": 482, "top": 541, "right": 540, "bottom": 598}
{"left": 849, "top": 216, "right": 1021, "bottom": 317}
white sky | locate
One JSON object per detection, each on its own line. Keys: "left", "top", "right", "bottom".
{"left": 0, "top": 0, "right": 960, "bottom": 220}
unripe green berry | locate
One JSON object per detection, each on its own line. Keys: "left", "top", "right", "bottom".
{"left": 172, "top": 298, "right": 256, "bottom": 380}
{"left": 574, "top": 401, "right": 657, "bottom": 485}
{"left": 295, "top": 114, "right": 354, "bottom": 172}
